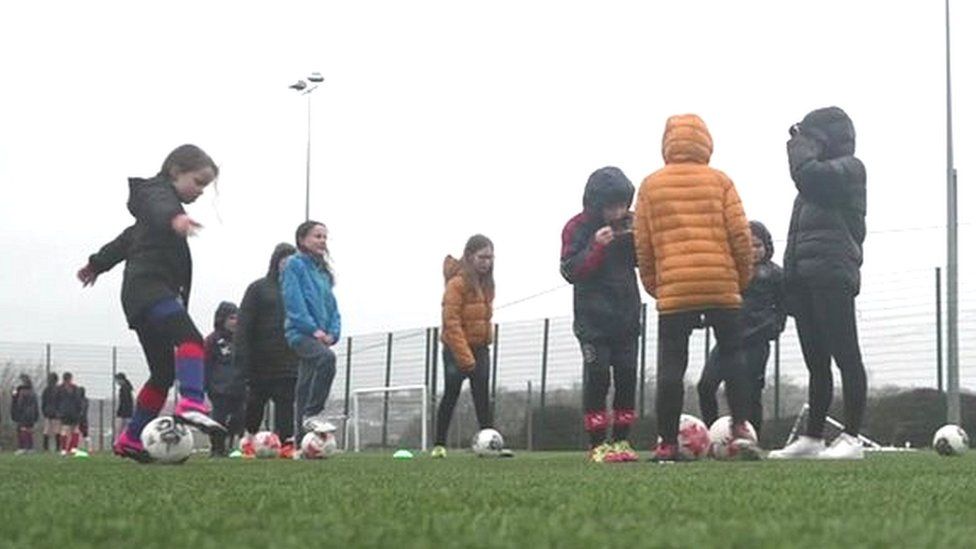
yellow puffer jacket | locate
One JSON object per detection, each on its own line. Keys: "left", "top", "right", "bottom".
{"left": 441, "top": 256, "right": 493, "bottom": 369}
{"left": 634, "top": 114, "right": 753, "bottom": 313}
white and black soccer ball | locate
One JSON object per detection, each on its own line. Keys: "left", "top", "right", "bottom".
{"left": 301, "top": 431, "right": 338, "bottom": 459}
{"left": 253, "top": 431, "right": 282, "bottom": 459}
{"left": 141, "top": 416, "right": 194, "bottom": 464}
{"left": 708, "top": 416, "right": 757, "bottom": 460}
{"left": 471, "top": 428, "right": 504, "bottom": 457}
{"left": 932, "top": 424, "right": 969, "bottom": 456}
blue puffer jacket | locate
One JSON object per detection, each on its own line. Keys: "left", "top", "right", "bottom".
{"left": 281, "top": 252, "right": 341, "bottom": 346}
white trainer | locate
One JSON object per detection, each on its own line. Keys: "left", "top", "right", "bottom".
{"left": 302, "top": 413, "right": 337, "bottom": 435}
{"left": 768, "top": 435, "right": 825, "bottom": 459}
{"left": 818, "top": 433, "right": 865, "bottom": 460}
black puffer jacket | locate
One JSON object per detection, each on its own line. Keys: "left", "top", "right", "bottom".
{"left": 11, "top": 379, "right": 40, "bottom": 426}
{"left": 121, "top": 176, "right": 192, "bottom": 327}
{"left": 234, "top": 244, "right": 299, "bottom": 382}
{"left": 784, "top": 107, "right": 866, "bottom": 297}
{"left": 741, "top": 221, "right": 787, "bottom": 343}
{"left": 560, "top": 167, "right": 641, "bottom": 341}
{"left": 56, "top": 383, "right": 84, "bottom": 423}
{"left": 205, "top": 301, "right": 246, "bottom": 397}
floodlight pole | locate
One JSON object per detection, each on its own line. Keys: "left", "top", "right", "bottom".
{"left": 290, "top": 73, "right": 324, "bottom": 221}
{"left": 945, "top": 0, "right": 960, "bottom": 424}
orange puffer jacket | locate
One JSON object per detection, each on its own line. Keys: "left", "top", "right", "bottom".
{"left": 634, "top": 114, "right": 753, "bottom": 313}
{"left": 441, "top": 256, "right": 494, "bottom": 369}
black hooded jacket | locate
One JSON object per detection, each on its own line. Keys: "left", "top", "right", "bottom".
{"left": 741, "top": 221, "right": 787, "bottom": 343}
{"left": 40, "top": 374, "right": 59, "bottom": 419}
{"left": 233, "top": 244, "right": 299, "bottom": 382}
{"left": 784, "top": 107, "right": 866, "bottom": 297}
{"left": 560, "top": 167, "right": 641, "bottom": 341}
{"left": 11, "top": 379, "right": 39, "bottom": 426}
{"left": 120, "top": 176, "right": 193, "bottom": 327}
{"left": 204, "top": 301, "right": 246, "bottom": 397}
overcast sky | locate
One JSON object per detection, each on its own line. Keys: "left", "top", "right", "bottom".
{"left": 0, "top": 0, "right": 973, "bottom": 348}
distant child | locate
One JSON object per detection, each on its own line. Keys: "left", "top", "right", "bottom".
{"left": 698, "top": 220, "right": 786, "bottom": 439}
{"left": 40, "top": 372, "right": 60, "bottom": 452}
{"left": 205, "top": 301, "right": 246, "bottom": 457}
{"left": 634, "top": 114, "right": 757, "bottom": 462}
{"left": 560, "top": 167, "right": 641, "bottom": 463}
{"left": 237, "top": 243, "right": 299, "bottom": 458}
{"left": 115, "top": 373, "right": 134, "bottom": 438}
{"left": 11, "top": 374, "right": 40, "bottom": 454}
{"left": 770, "top": 107, "right": 868, "bottom": 460}
{"left": 431, "top": 235, "right": 497, "bottom": 458}
{"left": 281, "top": 221, "right": 341, "bottom": 456}
{"left": 56, "top": 372, "right": 84, "bottom": 455}
{"left": 78, "top": 144, "right": 226, "bottom": 462}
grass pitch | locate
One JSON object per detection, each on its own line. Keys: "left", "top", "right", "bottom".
{"left": 1, "top": 450, "right": 974, "bottom": 548}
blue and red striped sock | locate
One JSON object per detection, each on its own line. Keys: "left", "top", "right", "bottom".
{"left": 175, "top": 342, "right": 206, "bottom": 403}
{"left": 126, "top": 384, "right": 167, "bottom": 440}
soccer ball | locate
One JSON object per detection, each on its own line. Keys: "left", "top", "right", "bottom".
{"left": 253, "top": 431, "right": 282, "bottom": 459}
{"left": 932, "top": 424, "right": 969, "bottom": 456}
{"left": 301, "top": 431, "right": 338, "bottom": 459}
{"left": 708, "top": 416, "right": 757, "bottom": 460}
{"left": 141, "top": 416, "right": 193, "bottom": 464}
{"left": 657, "top": 414, "right": 710, "bottom": 460}
{"left": 471, "top": 428, "right": 504, "bottom": 456}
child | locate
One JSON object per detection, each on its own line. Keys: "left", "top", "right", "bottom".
{"left": 697, "top": 220, "right": 786, "bottom": 439}
{"left": 40, "top": 372, "right": 60, "bottom": 452}
{"left": 78, "top": 144, "right": 225, "bottom": 462}
{"left": 205, "top": 301, "right": 246, "bottom": 457}
{"left": 770, "top": 107, "right": 867, "bottom": 460}
{"left": 281, "top": 221, "right": 341, "bottom": 456}
{"left": 560, "top": 167, "right": 641, "bottom": 463}
{"left": 237, "top": 243, "right": 299, "bottom": 458}
{"left": 634, "top": 114, "right": 757, "bottom": 462}
{"left": 56, "top": 372, "right": 83, "bottom": 455}
{"left": 11, "top": 374, "right": 40, "bottom": 454}
{"left": 115, "top": 373, "right": 134, "bottom": 438}
{"left": 431, "top": 235, "right": 497, "bottom": 458}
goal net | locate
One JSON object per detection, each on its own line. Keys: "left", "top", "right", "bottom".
{"left": 351, "top": 384, "right": 428, "bottom": 452}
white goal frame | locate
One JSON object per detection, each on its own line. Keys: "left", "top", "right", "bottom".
{"left": 351, "top": 384, "right": 428, "bottom": 452}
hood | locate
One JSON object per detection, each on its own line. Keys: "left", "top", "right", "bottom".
{"left": 126, "top": 176, "right": 170, "bottom": 218}
{"left": 750, "top": 220, "right": 774, "bottom": 262}
{"left": 213, "top": 301, "right": 238, "bottom": 331}
{"left": 443, "top": 255, "right": 462, "bottom": 284}
{"left": 799, "top": 106, "right": 855, "bottom": 158}
{"left": 661, "top": 114, "right": 713, "bottom": 165}
{"left": 267, "top": 242, "right": 297, "bottom": 280}
{"left": 582, "top": 166, "right": 634, "bottom": 212}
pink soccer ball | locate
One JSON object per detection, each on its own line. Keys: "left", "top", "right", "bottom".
{"left": 657, "top": 414, "right": 710, "bottom": 460}
{"left": 708, "top": 416, "right": 757, "bottom": 460}
{"left": 253, "top": 431, "right": 282, "bottom": 459}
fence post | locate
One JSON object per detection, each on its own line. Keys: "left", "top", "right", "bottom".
{"left": 704, "top": 326, "right": 711, "bottom": 357}
{"left": 936, "top": 266, "right": 944, "bottom": 393}
{"left": 343, "top": 337, "right": 353, "bottom": 419}
{"left": 491, "top": 323, "right": 500, "bottom": 422}
{"left": 382, "top": 333, "right": 393, "bottom": 448}
{"left": 424, "top": 328, "right": 431, "bottom": 392}
{"left": 774, "top": 336, "right": 781, "bottom": 420}
{"left": 639, "top": 303, "right": 647, "bottom": 418}
{"left": 540, "top": 318, "right": 550, "bottom": 410}
{"left": 110, "top": 347, "right": 117, "bottom": 440}
{"left": 431, "top": 328, "right": 440, "bottom": 442}
{"left": 98, "top": 400, "right": 105, "bottom": 452}
{"left": 45, "top": 343, "right": 51, "bottom": 378}
{"left": 526, "top": 380, "right": 533, "bottom": 451}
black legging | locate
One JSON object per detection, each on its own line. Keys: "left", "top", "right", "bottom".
{"left": 582, "top": 337, "right": 638, "bottom": 444}
{"left": 135, "top": 309, "right": 204, "bottom": 392}
{"left": 657, "top": 309, "right": 751, "bottom": 444}
{"left": 435, "top": 346, "right": 491, "bottom": 446}
{"left": 791, "top": 284, "right": 867, "bottom": 437}
{"left": 698, "top": 339, "right": 770, "bottom": 435}
{"left": 244, "top": 377, "right": 296, "bottom": 441}
{"left": 209, "top": 393, "right": 245, "bottom": 455}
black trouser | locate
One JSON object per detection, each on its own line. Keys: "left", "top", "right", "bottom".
{"left": 435, "top": 346, "right": 491, "bottom": 446}
{"left": 135, "top": 308, "right": 204, "bottom": 394}
{"left": 698, "top": 339, "right": 770, "bottom": 436}
{"left": 581, "top": 336, "right": 638, "bottom": 446}
{"left": 244, "top": 376, "right": 297, "bottom": 441}
{"left": 791, "top": 284, "right": 866, "bottom": 437}
{"left": 657, "top": 309, "right": 751, "bottom": 444}
{"left": 209, "top": 393, "right": 245, "bottom": 455}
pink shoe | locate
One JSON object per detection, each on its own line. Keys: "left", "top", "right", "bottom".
{"left": 113, "top": 431, "right": 152, "bottom": 463}
{"left": 175, "top": 398, "right": 226, "bottom": 435}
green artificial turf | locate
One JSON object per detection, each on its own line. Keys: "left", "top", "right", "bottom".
{"left": 1, "top": 451, "right": 974, "bottom": 548}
